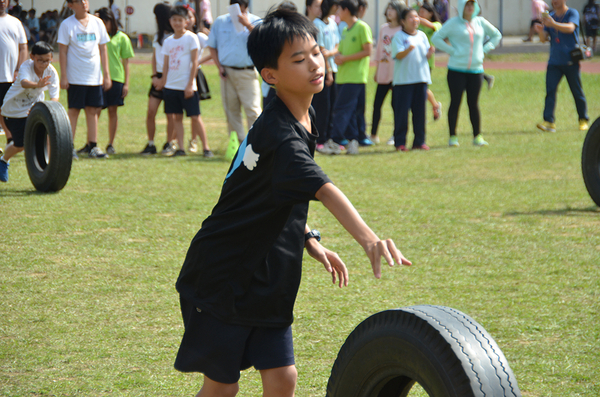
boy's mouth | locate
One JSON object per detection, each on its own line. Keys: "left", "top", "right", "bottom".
{"left": 311, "top": 73, "right": 324, "bottom": 84}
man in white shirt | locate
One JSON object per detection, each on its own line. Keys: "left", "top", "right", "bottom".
{"left": 0, "top": 0, "right": 28, "bottom": 145}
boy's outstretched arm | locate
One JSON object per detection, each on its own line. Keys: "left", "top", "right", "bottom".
{"left": 305, "top": 224, "right": 349, "bottom": 288}
{"left": 315, "top": 182, "right": 412, "bottom": 278}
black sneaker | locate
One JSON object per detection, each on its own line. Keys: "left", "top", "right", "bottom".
{"left": 77, "top": 143, "right": 92, "bottom": 154}
{"left": 162, "top": 142, "right": 171, "bottom": 151}
{"left": 140, "top": 143, "right": 157, "bottom": 155}
{"left": 89, "top": 146, "right": 108, "bottom": 159}
{"left": 173, "top": 149, "right": 186, "bottom": 156}
{"left": 203, "top": 150, "right": 214, "bottom": 158}
{"left": 106, "top": 144, "right": 116, "bottom": 155}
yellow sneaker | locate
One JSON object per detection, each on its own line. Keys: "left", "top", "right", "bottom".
{"left": 579, "top": 119, "right": 589, "bottom": 131}
{"left": 537, "top": 121, "right": 556, "bottom": 133}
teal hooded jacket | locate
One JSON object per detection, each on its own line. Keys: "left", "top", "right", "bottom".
{"left": 431, "top": 0, "right": 502, "bottom": 73}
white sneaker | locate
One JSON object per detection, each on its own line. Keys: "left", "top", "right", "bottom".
{"left": 386, "top": 136, "right": 395, "bottom": 146}
{"left": 346, "top": 139, "right": 359, "bottom": 155}
{"left": 188, "top": 139, "right": 198, "bottom": 153}
{"left": 320, "top": 139, "right": 341, "bottom": 155}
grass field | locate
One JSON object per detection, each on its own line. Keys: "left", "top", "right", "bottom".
{"left": 1, "top": 57, "right": 600, "bottom": 396}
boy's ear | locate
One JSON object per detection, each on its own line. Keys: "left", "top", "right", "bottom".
{"left": 260, "top": 67, "right": 278, "bottom": 86}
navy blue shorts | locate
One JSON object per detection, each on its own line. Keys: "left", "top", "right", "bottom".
{"left": 163, "top": 88, "right": 200, "bottom": 116}
{"left": 4, "top": 117, "right": 27, "bottom": 147}
{"left": 67, "top": 84, "right": 104, "bottom": 109}
{"left": 103, "top": 81, "right": 124, "bottom": 108}
{"left": 174, "top": 298, "right": 295, "bottom": 384}
{"left": 148, "top": 73, "right": 164, "bottom": 100}
{"left": 0, "top": 82, "right": 12, "bottom": 105}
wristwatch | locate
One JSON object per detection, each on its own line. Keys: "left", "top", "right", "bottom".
{"left": 305, "top": 229, "right": 321, "bottom": 242}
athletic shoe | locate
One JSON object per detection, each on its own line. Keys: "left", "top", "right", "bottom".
{"left": 188, "top": 139, "right": 199, "bottom": 153}
{"left": 106, "top": 144, "right": 116, "bottom": 155}
{"left": 412, "top": 144, "right": 430, "bottom": 151}
{"left": 173, "top": 149, "right": 186, "bottom": 156}
{"left": 162, "top": 142, "right": 177, "bottom": 156}
{"left": 0, "top": 160, "right": 8, "bottom": 182}
{"left": 396, "top": 145, "right": 408, "bottom": 152}
{"left": 537, "top": 121, "right": 556, "bottom": 133}
{"left": 433, "top": 102, "right": 442, "bottom": 121}
{"left": 339, "top": 139, "right": 349, "bottom": 146}
{"left": 316, "top": 143, "right": 325, "bottom": 152}
{"left": 140, "top": 143, "right": 157, "bottom": 155}
{"left": 0, "top": 125, "right": 4, "bottom": 135}
{"left": 203, "top": 150, "right": 214, "bottom": 158}
{"left": 72, "top": 148, "right": 79, "bottom": 160}
{"left": 77, "top": 143, "right": 91, "bottom": 154}
{"left": 319, "top": 139, "right": 342, "bottom": 155}
{"left": 579, "top": 119, "right": 589, "bottom": 131}
{"left": 387, "top": 136, "right": 395, "bottom": 146}
{"left": 89, "top": 146, "right": 108, "bottom": 158}
{"left": 473, "top": 135, "right": 489, "bottom": 146}
{"left": 485, "top": 74, "right": 495, "bottom": 90}
{"left": 162, "top": 141, "right": 171, "bottom": 151}
{"left": 346, "top": 139, "right": 359, "bottom": 155}
{"left": 0, "top": 147, "right": 3, "bottom": 156}
{"left": 359, "top": 138, "right": 373, "bottom": 146}
{"left": 370, "top": 135, "right": 380, "bottom": 144}
{"left": 449, "top": 136, "right": 460, "bottom": 147}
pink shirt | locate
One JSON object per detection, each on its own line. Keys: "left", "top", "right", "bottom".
{"left": 374, "top": 23, "right": 403, "bottom": 84}
{"left": 532, "top": 0, "right": 548, "bottom": 20}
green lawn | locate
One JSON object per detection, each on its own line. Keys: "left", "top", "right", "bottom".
{"left": 1, "top": 59, "right": 599, "bottom": 396}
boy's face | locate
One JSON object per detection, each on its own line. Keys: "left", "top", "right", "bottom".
{"left": 0, "top": 0, "right": 8, "bottom": 15}
{"left": 262, "top": 35, "right": 324, "bottom": 98}
{"left": 31, "top": 53, "right": 53, "bottom": 74}
{"left": 336, "top": 6, "right": 351, "bottom": 23}
{"left": 170, "top": 14, "right": 188, "bottom": 33}
{"left": 68, "top": 0, "right": 89, "bottom": 15}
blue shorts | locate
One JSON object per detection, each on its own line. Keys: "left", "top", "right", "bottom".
{"left": 67, "top": 84, "right": 104, "bottom": 109}
{"left": 102, "top": 81, "right": 124, "bottom": 108}
{"left": 148, "top": 73, "right": 164, "bottom": 100}
{"left": 163, "top": 88, "right": 200, "bottom": 116}
{"left": 4, "top": 117, "right": 27, "bottom": 147}
{"left": 174, "top": 298, "right": 295, "bottom": 384}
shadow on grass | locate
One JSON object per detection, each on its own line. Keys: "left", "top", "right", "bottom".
{"left": 504, "top": 205, "right": 600, "bottom": 216}
{"left": 0, "top": 189, "right": 56, "bottom": 197}
{"left": 89, "top": 152, "right": 231, "bottom": 163}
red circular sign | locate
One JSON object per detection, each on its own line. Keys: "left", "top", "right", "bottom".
{"left": 126, "top": 6, "right": 134, "bottom": 15}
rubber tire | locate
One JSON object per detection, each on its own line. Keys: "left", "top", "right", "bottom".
{"left": 326, "top": 305, "right": 521, "bottom": 397}
{"left": 582, "top": 117, "right": 600, "bottom": 206}
{"left": 24, "top": 101, "right": 73, "bottom": 192}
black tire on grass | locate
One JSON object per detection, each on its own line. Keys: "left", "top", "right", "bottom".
{"left": 326, "top": 305, "right": 521, "bottom": 397}
{"left": 582, "top": 117, "right": 600, "bottom": 207}
{"left": 24, "top": 101, "right": 73, "bottom": 192}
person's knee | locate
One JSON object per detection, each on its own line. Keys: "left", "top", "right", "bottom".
{"left": 262, "top": 365, "right": 297, "bottom": 396}
{"left": 199, "top": 377, "right": 239, "bottom": 397}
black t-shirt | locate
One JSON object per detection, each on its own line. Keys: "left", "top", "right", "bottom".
{"left": 176, "top": 97, "right": 332, "bottom": 327}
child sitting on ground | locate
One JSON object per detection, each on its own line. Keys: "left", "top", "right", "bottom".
{"left": 173, "top": 8, "right": 411, "bottom": 396}
{"left": 0, "top": 41, "right": 59, "bottom": 182}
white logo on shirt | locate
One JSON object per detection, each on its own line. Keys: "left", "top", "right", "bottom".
{"left": 243, "top": 144, "right": 259, "bottom": 171}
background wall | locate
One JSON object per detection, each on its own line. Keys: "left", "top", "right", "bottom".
{"left": 16, "top": 0, "right": 590, "bottom": 38}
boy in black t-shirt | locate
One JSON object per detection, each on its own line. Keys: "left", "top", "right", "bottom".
{"left": 174, "top": 8, "right": 412, "bottom": 397}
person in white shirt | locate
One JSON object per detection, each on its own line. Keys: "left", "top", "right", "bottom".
{"left": 156, "top": 6, "right": 202, "bottom": 156}
{"left": 0, "top": 42, "right": 59, "bottom": 183}
{"left": 58, "top": 0, "right": 112, "bottom": 159}
{"left": 0, "top": 0, "right": 28, "bottom": 146}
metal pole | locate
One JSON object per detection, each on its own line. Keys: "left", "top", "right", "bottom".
{"left": 499, "top": 0, "right": 503, "bottom": 48}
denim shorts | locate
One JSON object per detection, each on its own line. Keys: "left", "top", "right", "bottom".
{"left": 174, "top": 298, "right": 295, "bottom": 384}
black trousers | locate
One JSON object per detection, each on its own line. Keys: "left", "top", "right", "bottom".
{"left": 447, "top": 70, "right": 483, "bottom": 137}
{"left": 371, "top": 83, "right": 394, "bottom": 137}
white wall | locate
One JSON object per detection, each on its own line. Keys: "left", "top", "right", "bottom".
{"left": 20, "top": 0, "right": 591, "bottom": 37}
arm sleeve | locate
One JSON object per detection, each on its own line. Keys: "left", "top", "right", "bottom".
{"left": 206, "top": 21, "right": 218, "bottom": 48}
{"left": 98, "top": 20, "right": 110, "bottom": 45}
{"left": 272, "top": 136, "right": 332, "bottom": 206}
{"left": 361, "top": 23, "right": 373, "bottom": 44}
{"left": 481, "top": 18, "right": 502, "bottom": 53}
{"left": 431, "top": 23, "right": 455, "bottom": 55}
{"left": 120, "top": 33, "right": 135, "bottom": 59}
{"left": 391, "top": 32, "right": 405, "bottom": 58}
{"left": 568, "top": 9, "right": 580, "bottom": 27}
{"left": 57, "top": 21, "right": 69, "bottom": 45}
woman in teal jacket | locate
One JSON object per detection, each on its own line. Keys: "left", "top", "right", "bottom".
{"left": 432, "top": 0, "right": 501, "bottom": 147}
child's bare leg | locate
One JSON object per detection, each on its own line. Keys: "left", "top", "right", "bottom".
{"left": 260, "top": 365, "right": 297, "bottom": 397}
{"left": 84, "top": 106, "right": 101, "bottom": 144}
{"left": 0, "top": 116, "right": 12, "bottom": 141}
{"left": 427, "top": 89, "right": 441, "bottom": 120}
{"left": 108, "top": 106, "right": 118, "bottom": 145}
{"left": 191, "top": 115, "right": 210, "bottom": 151}
{"left": 1, "top": 142, "right": 24, "bottom": 162}
{"left": 195, "top": 375, "right": 239, "bottom": 397}
{"left": 174, "top": 113, "right": 185, "bottom": 150}
{"left": 68, "top": 108, "right": 81, "bottom": 139}
{"left": 167, "top": 114, "right": 177, "bottom": 143}
{"left": 146, "top": 97, "right": 161, "bottom": 141}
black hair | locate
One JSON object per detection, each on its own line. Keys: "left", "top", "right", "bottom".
{"left": 385, "top": 0, "right": 405, "bottom": 24}
{"left": 278, "top": 1, "right": 298, "bottom": 12}
{"left": 247, "top": 8, "right": 318, "bottom": 72}
{"left": 231, "top": 0, "right": 250, "bottom": 9}
{"left": 186, "top": 6, "right": 198, "bottom": 33}
{"left": 170, "top": 5, "right": 189, "bottom": 19}
{"left": 338, "top": 0, "right": 359, "bottom": 16}
{"left": 305, "top": 0, "right": 317, "bottom": 16}
{"left": 357, "top": 0, "right": 367, "bottom": 9}
{"left": 95, "top": 7, "right": 118, "bottom": 36}
{"left": 419, "top": 1, "right": 440, "bottom": 23}
{"left": 28, "top": 8, "right": 36, "bottom": 15}
{"left": 31, "top": 41, "right": 54, "bottom": 55}
{"left": 400, "top": 7, "right": 416, "bottom": 21}
{"left": 320, "top": 0, "right": 339, "bottom": 20}
{"left": 154, "top": 3, "right": 173, "bottom": 46}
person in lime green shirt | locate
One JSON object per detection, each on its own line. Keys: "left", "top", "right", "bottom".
{"left": 418, "top": 2, "right": 443, "bottom": 121}
{"left": 96, "top": 7, "right": 134, "bottom": 155}
{"left": 323, "top": 0, "right": 372, "bottom": 155}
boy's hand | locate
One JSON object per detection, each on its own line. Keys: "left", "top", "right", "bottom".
{"left": 306, "top": 239, "right": 349, "bottom": 288}
{"left": 122, "top": 84, "right": 129, "bottom": 98}
{"left": 155, "top": 77, "right": 166, "bottom": 91}
{"left": 184, "top": 85, "right": 194, "bottom": 99}
{"left": 365, "top": 239, "right": 411, "bottom": 279}
{"left": 36, "top": 76, "right": 52, "bottom": 88}
{"left": 408, "top": 45, "right": 415, "bottom": 52}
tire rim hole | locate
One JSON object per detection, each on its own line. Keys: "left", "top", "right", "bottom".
{"left": 33, "top": 124, "right": 49, "bottom": 171}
